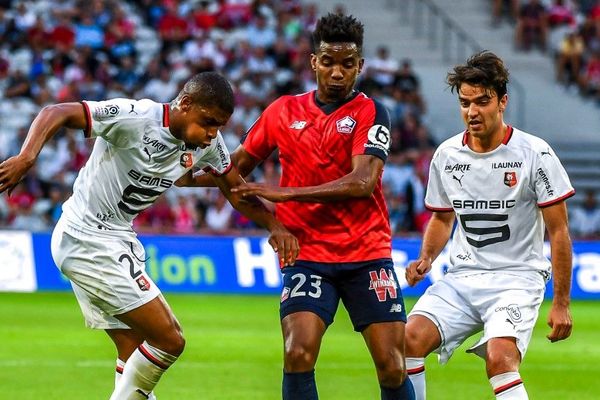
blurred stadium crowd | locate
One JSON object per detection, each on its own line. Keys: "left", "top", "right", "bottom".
{"left": 0, "top": 0, "right": 598, "bottom": 238}
{"left": 495, "top": 0, "right": 600, "bottom": 103}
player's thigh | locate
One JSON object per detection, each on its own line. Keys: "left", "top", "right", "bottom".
{"left": 409, "top": 274, "right": 482, "bottom": 364}
{"left": 472, "top": 272, "right": 545, "bottom": 360}
{"left": 362, "top": 321, "right": 407, "bottom": 366}
{"left": 339, "top": 260, "right": 407, "bottom": 332}
{"left": 279, "top": 264, "right": 340, "bottom": 328}
{"left": 52, "top": 223, "right": 161, "bottom": 328}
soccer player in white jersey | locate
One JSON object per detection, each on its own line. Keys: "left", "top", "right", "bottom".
{"left": 404, "top": 52, "right": 574, "bottom": 400}
{"left": 0, "top": 72, "right": 299, "bottom": 399}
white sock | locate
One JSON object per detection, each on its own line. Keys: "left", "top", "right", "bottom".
{"left": 406, "top": 357, "right": 426, "bottom": 400}
{"left": 115, "top": 358, "right": 126, "bottom": 388}
{"left": 490, "top": 372, "right": 528, "bottom": 399}
{"left": 110, "top": 342, "right": 177, "bottom": 400}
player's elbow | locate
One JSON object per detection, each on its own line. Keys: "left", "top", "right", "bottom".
{"left": 351, "top": 179, "right": 376, "bottom": 198}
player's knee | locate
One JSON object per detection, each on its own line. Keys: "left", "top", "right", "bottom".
{"left": 486, "top": 342, "right": 520, "bottom": 377}
{"left": 159, "top": 328, "right": 186, "bottom": 357}
{"left": 284, "top": 343, "right": 317, "bottom": 371}
{"left": 374, "top": 354, "right": 407, "bottom": 386}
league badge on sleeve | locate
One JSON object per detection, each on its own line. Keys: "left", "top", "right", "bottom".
{"left": 504, "top": 171, "right": 517, "bottom": 187}
{"left": 180, "top": 153, "right": 193, "bottom": 168}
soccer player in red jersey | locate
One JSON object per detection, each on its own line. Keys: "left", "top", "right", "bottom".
{"left": 180, "top": 13, "right": 414, "bottom": 400}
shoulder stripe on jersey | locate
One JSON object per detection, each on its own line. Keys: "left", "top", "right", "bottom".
{"left": 162, "top": 104, "right": 170, "bottom": 127}
{"left": 538, "top": 189, "right": 575, "bottom": 208}
{"left": 81, "top": 101, "right": 92, "bottom": 138}
{"left": 461, "top": 130, "right": 468, "bottom": 146}
{"left": 502, "top": 125, "right": 514, "bottom": 144}
{"left": 373, "top": 98, "right": 391, "bottom": 129}
{"left": 425, "top": 204, "right": 454, "bottom": 212}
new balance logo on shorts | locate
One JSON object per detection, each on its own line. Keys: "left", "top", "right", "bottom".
{"left": 368, "top": 268, "right": 398, "bottom": 302}
{"left": 389, "top": 304, "right": 403, "bottom": 313}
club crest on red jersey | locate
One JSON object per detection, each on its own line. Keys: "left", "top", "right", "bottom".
{"left": 180, "top": 153, "right": 193, "bottom": 168}
{"left": 369, "top": 268, "right": 398, "bottom": 302}
{"left": 504, "top": 171, "right": 517, "bottom": 187}
{"left": 136, "top": 275, "right": 151, "bottom": 291}
{"left": 336, "top": 116, "right": 356, "bottom": 134}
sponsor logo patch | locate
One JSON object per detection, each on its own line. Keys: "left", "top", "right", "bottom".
{"left": 281, "top": 286, "right": 290, "bottom": 302}
{"left": 495, "top": 304, "right": 522, "bottom": 323}
{"left": 336, "top": 116, "right": 356, "bottom": 134}
{"left": 368, "top": 268, "right": 398, "bottom": 302}
{"left": 366, "top": 125, "right": 391, "bottom": 155}
{"left": 444, "top": 163, "right": 471, "bottom": 173}
{"left": 289, "top": 120, "right": 307, "bottom": 129}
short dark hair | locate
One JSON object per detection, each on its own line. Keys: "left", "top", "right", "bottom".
{"left": 178, "top": 72, "right": 234, "bottom": 114}
{"left": 447, "top": 51, "right": 509, "bottom": 99}
{"left": 312, "top": 13, "right": 364, "bottom": 54}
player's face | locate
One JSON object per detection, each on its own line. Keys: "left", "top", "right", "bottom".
{"left": 458, "top": 83, "right": 507, "bottom": 140}
{"left": 173, "top": 101, "right": 231, "bottom": 148}
{"left": 311, "top": 41, "right": 364, "bottom": 103}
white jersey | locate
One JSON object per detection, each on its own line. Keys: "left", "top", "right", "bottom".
{"left": 425, "top": 127, "right": 574, "bottom": 274}
{"left": 61, "top": 98, "right": 231, "bottom": 240}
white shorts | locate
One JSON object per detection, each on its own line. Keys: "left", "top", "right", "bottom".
{"left": 51, "top": 218, "right": 161, "bottom": 330}
{"left": 409, "top": 271, "right": 546, "bottom": 364}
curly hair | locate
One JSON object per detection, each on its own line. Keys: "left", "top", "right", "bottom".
{"left": 175, "top": 71, "right": 234, "bottom": 114}
{"left": 312, "top": 13, "right": 364, "bottom": 53}
{"left": 447, "top": 51, "right": 509, "bottom": 99}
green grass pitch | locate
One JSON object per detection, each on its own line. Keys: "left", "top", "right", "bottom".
{"left": 1, "top": 292, "right": 598, "bottom": 399}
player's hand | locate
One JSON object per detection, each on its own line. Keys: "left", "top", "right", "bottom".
{"left": 0, "top": 155, "right": 34, "bottom": 195}
{"left": 546, "top": 303, "right": 572, "bottom": 342}
{"left": 231, "top": 183, "right": 292, "bottom": 203}
{"left": 267, "top": 224, "right": 299, "bottom": 267}
{"left": 405, "top": 257, "right": 432, "bottom": 287}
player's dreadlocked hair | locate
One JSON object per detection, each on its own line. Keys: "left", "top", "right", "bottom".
{"left": 174, "top": 71, "right": 234, "bottom": 114}
{"left": 312, "top": 13, "right": 364, "bottom": 54}
{"left": 447, "top": 51, "right": 509, "bottom": 99}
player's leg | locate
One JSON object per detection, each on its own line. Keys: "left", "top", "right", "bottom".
{"left": 486, "top": 337, "right": 527, "bottom": 399}
{"left": 406, "top": 273, "right": 483, "bottom": 400}
{"left": 279, "top": 262, "right": 340, "bottom": 400}
{"left": 339, "top": 260, "right": 413, "bottom": 399}
{"left": 281, "top": 312, "right": 326, "bottom": 400}
{"left": 405, "top": 315, "right": 442, "bottom": 400}
{"left": 107, "top": 329, "right": 157, "bottom": 400}
{"left": 466, "top": 272, "right": 545, "bottom": 400}
{"left": 109, "top": 294, "right": 184, "bottom": 400}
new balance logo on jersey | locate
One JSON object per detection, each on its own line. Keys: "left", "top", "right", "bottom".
{"left": 369, "top": 268, "right": 398, "bottom": 302}
{"left": 389, "top": 304, "right": 403, "bottom": 313}
{"left": 504, "top": 171, "right": 517, "bottom": 187}
{"left": 336, "top": 116, "right": 356, "bottom": 134}
{"left": 289, "top": 120, "right": 307, "bottom": 129}
{"left": 445, "top": 163, "right": 471, "bottom": 173}
{"left": 453, "top": 174, "right": 464, "bottom": 187}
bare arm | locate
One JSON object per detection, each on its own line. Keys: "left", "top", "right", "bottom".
{"left": 405, "top": 211, "right": 455, "bottom": 286}
{"left": 0, "top": 103, "right": 86, "bottom": 194}
{"left": 231, "top": 154, "right": 384, "bottom": 203}
{"left": 175, "top": 145, "right": 261, "bottom": 188}
{"left": 211, "top": 166, "right": 299, "bottom": 266}
{"left": 542, "top": 201, "right": 573, "bottom": 342}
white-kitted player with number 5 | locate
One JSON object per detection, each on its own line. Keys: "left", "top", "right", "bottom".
{"left": 404, "top": 52, "right": 574, "bottom": 400}
{"left": 0, "top": 72, "right": 299, "bottom": 399}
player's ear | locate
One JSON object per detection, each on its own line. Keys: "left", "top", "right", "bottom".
{"left": 179, "top": 94, "right": 193, "bottom": 111}
{"left": 358, "top": 58, "right": 364, "bottom": 74}
{"left": 499, "top": 94, "right": 508, "bottom": 112}
{"left": 310, "top": 54, "right": 317, "bottom": 71}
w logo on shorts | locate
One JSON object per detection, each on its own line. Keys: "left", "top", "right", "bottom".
{"left": 368, "top": 268, "right": 398, "bottom": 302}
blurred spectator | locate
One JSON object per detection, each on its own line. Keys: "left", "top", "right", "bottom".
{"left": 515, "top": 0, "right": 548, "bottom": 51}
{"left": 205, "top": 190, "right": 234, "bottom": 232}
{"left": 555, "top": 29, "right": 584, "bottom": 85}
{"left": 367, "top": 46, "right": 399, "bottom": 89}
{"left": 570, "top": 189, "right": 600, "bottom": 238}
{"left": 492, "top": 0, "right": 520, "bottom": 26}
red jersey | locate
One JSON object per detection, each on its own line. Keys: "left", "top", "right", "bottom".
{"left": 243, "top": 91, "right": 392, "bottom": 262}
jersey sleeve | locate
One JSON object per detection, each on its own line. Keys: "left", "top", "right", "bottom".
{"left": 200, "top": 132, "right": 233, "bottom": 176}
{"left": 241, "top": 99, "right": 282, "bottom": 160}
{"left": 533, "top": 144, "right": 575, "bottom": 207}
{"left": 81, "top": 99, "right": 140, "bottom": 148}
{"left": 352, "top": 98, "right": 391, "bottom": 162}
{"left": 424, "top": 150, "right": 453, "bottom": 211}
